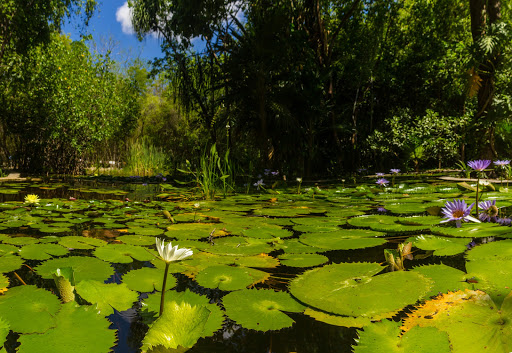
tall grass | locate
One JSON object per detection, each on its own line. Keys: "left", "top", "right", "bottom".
{"left": 125, "top": 139, "right": 167, "bottom": 177}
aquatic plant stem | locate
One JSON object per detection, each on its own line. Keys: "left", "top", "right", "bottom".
{"left": 475, "top": 176, "right": 480, "bottom": 218}
{"left": 159, "top": 262, "right": 170, "bottom": 316}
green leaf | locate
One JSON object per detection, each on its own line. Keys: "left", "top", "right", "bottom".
{"left": 411, "top": 264, "right": 470, "bottom": 297}
{"left": 407, "top": 235, "right": 468, "bottom": 256}
{"left": 19, "top": 243, "right": 68, "bottom": 260}
{"left": 58, "top": 236, "right": 107, "bottom": 249}
{"left": 290, "top": 263, "right": 431, "bottom": 318}
{"left": 75, "top": 280, "right": 138, "bottom": 316}
{"left": 141, "top": 302, "right": 210, "bottom": 352}
{"left": 123, "top": 267, "right": 177, "bottom": 292}
{"left": 0, "top": 285, "right": 61, "bottom": 333}
{"left": 93, "top": 244, "right": 155, "bottom": 263}
{"left": 17, "top": 302, "right": 117, "bottom": 353}
{"left": 195, "top": 265, "right": 255, "bottom": 291}
{"left": 35, "top": 256, "right": 114, "bottom": 283}
{"left": 353, "top": 320, "right": 451, "bottom": 353}
{"left": 222, "top": 289, "right": 305, "bottom": 331}
{"left": 278, "top": 253, "right": 328, "bottom": 267}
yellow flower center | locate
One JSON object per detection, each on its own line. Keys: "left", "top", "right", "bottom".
{"left": 452, "top": 210, "right": 464, "bottom": 218}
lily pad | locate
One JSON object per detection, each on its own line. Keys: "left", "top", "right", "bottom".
{"left": 195, "top": 265, "right": 255, "bottom": 291}
{"left": 19, "top": 243, "right": 69, "bottom": 260}
{"left": 353, "top": 320, "right": 451, "bottom": 353}
{"left": 0, "top": 254, "right": 22, "bottom": 273}
{"left": 431, "top": 223, "right": 512, "bottom": 238}
{"left": 278, "top": 253, "right": 328, "bottom": 267}
{"left": 411, "top": 264, "right": 471, "bottom": 297}
{"left": 304, "top": 307, "right": 373, "bottom": 328}
{"left": 75, "top": 280, "right": 138, "bottom": 316}
{"left": 0, "top": 285, "right": 61, "bottom": 333}
{"left": 58, "top": 236, "right": 107, "bottom": 250}
{"left": 17, "top": 302, "right": 117, "bottom": 353}
{"left": 122, "top": 267, "right": 177, "bottom": 292}
{"left": 299, "top": 232, "right": 387, "bottom": 250}
{"left": 222, "top": 289, "right": 305, "bottom": 331}
{"left": 290, "top": 262, "right": 431, "bottom": 318}
{"left": 402, "top": 290, "right": 512, "bottom": 353}
{"left": 35, "top": 256, "right": 114, "bottom": 283}
{"left": 407, "top": 235, "right": 468, "bottom": 256}
{"left": 93, "top": 244, "right": 155, "bottom": 263}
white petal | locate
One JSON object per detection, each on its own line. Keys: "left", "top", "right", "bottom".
{"left": 464, "top": 215, "right": 481, "bottom": 223}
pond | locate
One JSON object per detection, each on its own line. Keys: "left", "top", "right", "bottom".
{"left": 0, "top": 176, "right": 510, "bottom": 353}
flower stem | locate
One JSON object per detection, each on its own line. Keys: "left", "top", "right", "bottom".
{"left": 159, "top": 262, "right": 170, "bottom": 317}
{"left": 475, "top": 176, "right": 480, "bottom": 218}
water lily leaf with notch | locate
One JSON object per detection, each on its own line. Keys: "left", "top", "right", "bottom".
{"left": 382, "top": 202, "right": 425, "bottom": 214}
{"left": 407, "top": 235, "right": 468, "bottom": 256}
{"left": 222, "top": 289, "right": 305, "bottom": 331}
{"left": 401, "top": 290, "right": 512, "bottom": 353}
{"left": 164, "top": 223, "right": 218, "bottom": 240}
{"left": 278, "top": 253, "right": 328, "bottom": 267}
{"left": 466, "top": 239, "right": 512, "bottom": 261}
{"left": 17, "top": 302, "right": 117, "bottom": 353}
{"left": 142, "top": 289, "right": 225, "bottom": 337}
{"left": 35, "top": 256, "right": 114, "bottom": 283}
{"left": 141, "top": 302, "right": 209, "bottom": 352}
{"left": 304, "top": 307, "right": 373, "bottom": 327}
{"left": 289, "top": 262, "right": 431, "bottom": 318}
{"left": 201, "top": 236, "right": 273, "bottom": 256}
{"left": 353, "top": 320, "right": 451, "bottom": 353}
{"left": 0, "top": 244, "right": 19, "bottom": 256}
{"left": 241, "top": 225, "right": 292, "bottom": 239}
{"left": 123, "top": 267, "right": 177, "bottom": 292}
{"left": 466, "top": 257, "right": 512, "bottom": 306}
{"left": 299, "top": 232, "right": 387, "bottom": 251}
{"left": 58, "top": 236, "right": 107, "bottom": 250}
{"left": 195, "top": 265, "right": 256, "bottom": 291}
{"left": 128, "top": 226, "right": 165, "bottom": 236}
{"left": 117, "top": 234, "right": 155, "bottom": 246}
{"left": 93, "top": 244, "right": 155, "bottom": 263}
{"left": 19, "top": 243, "right": 68, "bottom": 260}
{"left": 348, "top": 215, "right": 399, "bottom": 228}
{"left": 75, "top": 280, "right": 138, "bottom": 316}
{"left": 3, "top": 237, "right": 39, "bottom": 246}
{"left": 0, "top": 285, "right": 60, "bottom": 333}
{"left": 0, "top": 254, "right": 23, "bottom": 273}
{"left": 411, "top": 264, "right": 471, "bottom": 297}
{"left": 398, "top": 216, "right": 441, "bottom": 226}
{"left": 431, "top": 223, "right": 512, "bottom": 238}
{"left": 275, "top": 239, "right": 321, "bottom": 254}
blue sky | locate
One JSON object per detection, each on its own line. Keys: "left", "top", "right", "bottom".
{"left": 62, "top": 1, "right": 164, "bottom": 62}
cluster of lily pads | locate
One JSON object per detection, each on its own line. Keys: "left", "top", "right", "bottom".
{"left": 0, "top": 176, "right": 510, "bottom": 352}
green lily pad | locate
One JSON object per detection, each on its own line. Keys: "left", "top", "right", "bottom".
{"left": 290, "top": 262, "right": 431, "bottom": 318}
{"left": 431, "top": 223, "right": 512, "bottom": 238}
{"left": 0, "top": 285, "right": 61, "bottom": 333}
{"left": 141, "top": 302, "right": 209, "bottom": 351}
{"left": 348, "top": 215, "right": 398, "bottom": 228}
{"left": 195, "top": 265, "right": 255, "bottom": 291}
{"left": 19, "top": 243, "right": 69, "bottom": 260}
{"left": 353, "top": 320, "right": 451, "bottom": 353}
{"left": 407, "top": 235, "right": 469, "bottom": 256}
{"left": 58, "top": 236, "right": 107, "bottom": 250}
{"left": 299, "top": 233, "right": 387, "bottom": 250}
{"left": 93, "top": 244, "right": 155, "bottom": 263}
{"left": 466, "top": 257, "right": 512, "bottom": 305}
{"left": 17, "top": 302, "right": 117, "bottom": 353}
{"left": 0, "top": 254, "right": 23, "bottom": 272}
{"left": 278, "top": 253, "right": 328, "bottom": 267}
{"left": 402, "top": 290, "right": 512, "bottom": 353}
{"left": 304, "top": 307, "right": 373, "bottom": 328}
{"left": 222, "top": 289, "right": 305, "bottom": 331}
{"left": 117, "top": 235, "right": 155, "bottom": 246}
{"left": 3, "top": 237, "right": 39, "bottom": 246}
{"left": 466, "top": 240, "right": 512, "bottom": 261}
{"left": 122, "top": 267, "right": 177, "bottom": 292}
{"left": 411, "top": 264, "right": 471, "bottom": 297}
{"left": 35, "top": 256, "right": 114, "bottom": 283}
{"left": 75, "top": 280, "right": 138, "bottom": 316}
{"left": 201, "top": 237, "right": 272, "bottom": 256}
{"left": 142, "top": 289, "right": 224, "bottom": 337}
{"left": 241, "top": 225, "right": 292, "bottom": 239}
{"left": 128, "top": 226, "right": 165, "bottom": 236}
{"left": 275, "top": 239, "right": 321, "bottom": 254}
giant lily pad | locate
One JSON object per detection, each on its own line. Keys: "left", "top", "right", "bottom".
{"left": 289, "top": 262, "right": 431, "bottom": 318}
{"left": 401, "top": 290, "right": 512, "bottom": 353}
{"left": 222, "top": 289, "right": 305, "bottom": 331}
{"left": 75, "top": 280, "right": 138, "bottom": 316}
{"left": 17, "top": 302, "right": 117, "bottom": 353}
{"left": 0, "top": 285, "right": 61, "bottom": 333}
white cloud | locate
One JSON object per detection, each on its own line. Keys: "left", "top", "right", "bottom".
{"left": 116, "top": 2, "right": 134, "bottom": 35}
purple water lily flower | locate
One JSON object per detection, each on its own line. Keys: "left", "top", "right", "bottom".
{"left": 494, "top": 160, "right": 510, "bottom": 167}
{"left": 376, "top": 172, "right": 385, "bottom": 176}
{"left": 440, "top": 199, "right": 480, "bottom": 228}
{"left": 271, "top": 171, "right": 279, "bottom": 176}
{"left": 497, "top": 217, "right": 512, "bottom": 226}
{"left": 253, "top": 179, "right": 265, "bottom": 188}
{"left": 478, "top": 199, "right": 498, "bottom": 222}
{"left": 377, "top": 207, "right": 388, "bottom": 213}
{"left": 376, "top": 178, "right": 389, "bottom": 186}
{"left": 467, "top": 160, "right": 491, "bottom": 171}
{"left": 390, "top": 169, "right": 400, "bottom": 174}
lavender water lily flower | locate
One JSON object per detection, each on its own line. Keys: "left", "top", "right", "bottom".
{"left": 467, "top": 160, "right": 491, "bottom": 171}
{"left": 493, "top": 160, "right": 510, "bottom": 167}
{"left": 376, "top": 172, "right": 385, "bottom": 176}
{"left": 478, "top": 200, "right": 499, "bottom": 222}
{"left": 390, "top": 169, "right": 400, "bottom": 174}
{"left": 440, "top": 199, "right": 480, "bottom": 228}
{"left": 376, "top": 178, "right": 389, "bottom": 186}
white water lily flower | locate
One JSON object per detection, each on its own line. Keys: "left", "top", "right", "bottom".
{"left": 155, "top": 238, "right": 193, "bottom": 263}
